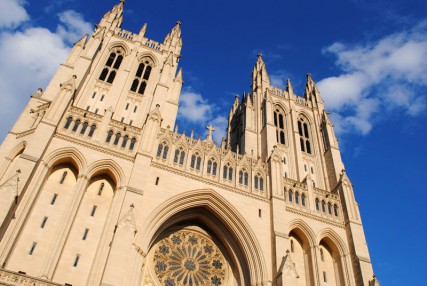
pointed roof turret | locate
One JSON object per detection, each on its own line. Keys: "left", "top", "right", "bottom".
{"left": 98, "top": 0, "right": 124, "bottom": 30}
{"left": 163, "top": 21, "right": 182, "bottom": 53}
{"left": 252, "top": 53, "right": 270, "bottom": 91}
{"left": 139, "top": 23, "right": 147, "bottom": 37}
{"left": 286, "top": 79, "right": 293, "bottom": 95}
{"left": 304, "top": 73, "right": 321, "bottom": 102}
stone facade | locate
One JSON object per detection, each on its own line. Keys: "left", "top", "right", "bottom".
{"left": 0, "top": 1, "right": 378, "bottom": 286}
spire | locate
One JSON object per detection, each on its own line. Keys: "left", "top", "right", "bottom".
{"left": 139, "top": 23, "right": 147, "bottom": 37}
{"left": 163, "top": 21, "right": 182, "bottom": 54}
{"left": 304, "top": 73, "right": 321, "bottom": 101}
{"left": 286, "top": 79, "right": 293, "bottom": 95}
{"left": 99, "top": 0, "right": 124, "bottom": 30}
{"left": 252, "top": 53, "right": 270, "bottom": 91}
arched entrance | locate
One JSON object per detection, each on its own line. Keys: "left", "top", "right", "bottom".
{"left": 136, "top": 189, "right": 268, "bottom": 286}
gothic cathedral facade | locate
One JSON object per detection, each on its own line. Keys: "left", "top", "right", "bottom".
{"left": 0, "top": 2, "right": 379, "bottom": 286}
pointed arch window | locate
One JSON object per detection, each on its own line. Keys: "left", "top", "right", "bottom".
{"left": 207, "top": 158, "right": 217, "bottom": 176}
{"left": 113, "top": 133, "right": 121, "bottom": 145}
{"left": 321, "top": 200, "right": 326, "bottom": 212}
{"left": 223, "top": 163, "right": 233, "bottom": 181}
{"left": 121, "top": 135, "right": 129, "bottom": 148}
{"left": 157, "top": 141, "right": 169, "bottom": 159}
{"left": 239, "top": 169, "right": 249, "bottom": 186}
{"left": 298, "top": 117, "right": 312, "bottom": 154}
{"left": 99, "top": 49, "right": 124, "bottom": 84}
{"left": 130, "top": 59, "right": 153, "bottom": 95}
{"left": 98, "top": 183, "right": 104, "bottom": 196}
{"left": 328, "top": 202, "right": 332, "bottom": 215}
{"left": 315, "top": 198, "right": 320, "bottom": 210}
{"left": 64, "top": 117, "right": 73, "bottom": 129}
{"left": 190, "top": 152, "right": 201, "bottom": 171}
{"left": 302, "top": 194, "right": 306, "bottom": 206}
{"left": 288, "top": 190, "right": 293, "bottom": 202}
{"left": 273, "top": 108, "right": 286, "bottom": 145}
{"left": 80, "top": 122, "right": 88, "bottom": 134}
{"left": 106, "top": 130, "right": 113, "bottom": 143}
{"left": 173, "top": 147, "right": 185, "bottom": 165}
{"left": 295, "top": 192, "right": 300, "bottom": 204}
{"left": 88, "top": 124, "right": 96, "bottom": 137}
{"left": 334, "top": 204, "right": 339, "bottom": 217}
{"left": 72, "top": 119, "right": 81, "bottom": 132}
{"left": 129, "top": 138, "right": 136, "bottom": 151}
{"left": 254, "top": 173, "right": 264, "bottom": 191}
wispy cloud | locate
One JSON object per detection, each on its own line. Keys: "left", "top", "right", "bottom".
{"left": 318, "top": 19, "right": 427, "bottom": 135}
{"left": 0, "top": 0, "right": 29, "bottom": 29}
{"left": 177, "top": 87, "right": 227, "bottom": 143}
{"left": 0, "top": 1, "right": 92, "bottom": 140}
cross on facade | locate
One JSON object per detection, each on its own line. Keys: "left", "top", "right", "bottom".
{"left": 206, "top": 125, "right": 215, "bottom": 141}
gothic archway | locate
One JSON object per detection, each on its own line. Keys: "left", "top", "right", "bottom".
{"left": 136, "top": 189, "right": 268, "bottom": 286}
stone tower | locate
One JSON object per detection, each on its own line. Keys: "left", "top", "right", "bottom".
{"left": 0, "top": 1, "right": 378, "bottom": 286}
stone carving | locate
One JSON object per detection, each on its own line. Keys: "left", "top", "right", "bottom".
{"left": 153, "top": 230, "right": 226, "bottom": 286}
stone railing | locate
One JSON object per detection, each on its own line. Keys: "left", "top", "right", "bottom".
{"left": 116, "top": 29, "right": 136, "bottom": 41}
{"left": 0, "top": 269, "right": 62, "bottom": 286}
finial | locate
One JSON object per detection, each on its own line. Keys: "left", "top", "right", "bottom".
{"left": 257, "top": 53, "right": 262, "bottom": 58}
{"left": 176, "top": 21, "right": 181, "bottom": 26}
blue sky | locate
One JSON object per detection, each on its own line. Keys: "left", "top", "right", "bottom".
{"left": 0, "top": 0, "right": 427, "bottom": 284}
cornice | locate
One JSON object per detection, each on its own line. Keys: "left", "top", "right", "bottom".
{"left": 285, "top": 206, "right": 345, "bottom": 229}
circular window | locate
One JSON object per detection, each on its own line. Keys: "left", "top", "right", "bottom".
{"left": 153, "top": 229, "right": 226, "bottom": 286}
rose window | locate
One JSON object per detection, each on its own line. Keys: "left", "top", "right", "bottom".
{"left": 153, "top": 230, "right": 226, "bottom": 286}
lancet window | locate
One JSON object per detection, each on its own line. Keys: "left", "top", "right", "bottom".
{"left": 190, "top": 152, "right": 202, "bottom": 171}
{"left": 254, "top": 173, "right": 264, "bottom": 191}
{"left": 274, "top": 108, "right": 286, "bottom": 145}
{"left": 207, "top": 158, "right": 217, "bottom": 176}
{"left": 99, "top": 48, "right": 124, "bottom": 84}
{"left": 130, "top": 58, "right": 153, "bottom": 95}
{"left": 223, "top": 163, "right": 233, "bottom": 181}
{"left": 173, "top": 147, "right": 186, "bottom": 165}
{"left": 157, "top": 141, "right": 169, "bottom": 159}
{"left": 298, "top": 117, "right": 312, "bottom": 154}
{"left": 238, "top": 169, "right": 249, "bottom": 186}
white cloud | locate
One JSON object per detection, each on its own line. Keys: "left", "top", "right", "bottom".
{"left": 318, "top": 20, "right": 427, "bottom": 135}
{"left": 56, "top": 10, "right": 93, "bottom": 43}
{"left": 0, "top": 2, "right": 91, "bottom": 140}
{"left": 177, "top": 87, "right": 227, "bottom": 143}
{"left": 0, "top": 0, "right": 29, "bottom": 29}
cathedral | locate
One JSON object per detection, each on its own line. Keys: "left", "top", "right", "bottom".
{"left": 0, "top": 1, "right": 379, "bottom": 286}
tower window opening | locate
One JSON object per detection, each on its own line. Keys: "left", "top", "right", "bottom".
{"left": 86, "top": 105, "right": 90, "bottom": 111}
{"left": 131, "top": 60, "right": 152, "bottom": 95}
{"left": 157, "top": 141, "right": 169, "bottom": 159}
{"left": 328, "top": 202, "right": 332, "bottom": 215}
{"left": 64, "top": 117, "right": 73, "bottom": 129}
{"left": 91, "top": 92, "right": 96, "bottom": 99}
{"left": 82, "top": 228, "right": 89, "bottom": 240}
{"left": 302, "top": 194, "right": 306, "bottom": 206}
{"left": 72, "top": 119, "right": 81, "bottom": 132}
{"left": 51, "top": 194, "right": 58, "bottom": 205}
{"left": 29, "top": 242, "right": 37, "bottom": 255}
{"left": 155, "top": 177, "right": 159, "bottom": 185}
{"left": 88, "top": 125, "right": 96, "bottom": 137}
{"left": 298, "top": 118, "right": 312, "bottom": 154}
{"left": 121, "top": 135, "right": 129, "bottom": 148}
{"left": 190, "top": 153, "right": 202, "bottom": 171}
{"left": 223, "top": 163, "right": 233, "bottom": 181}
{"left": 255, "top": 173, "right": 264, "bottom": 191}
{"left": 125, "top": 103, "right": 129, "bottom": 110}
{"left": 134, "top": 106, "right": 137, "bottom": 113}
{"left": 259, "top": 209, "right": 261, "bottom": 218}
{"left": 295, "top": 192, "right": 300, "bottom": 204}
{"left": 207, "top": 158, "right": 217, "bottom": 176}
{"left": 120, "top": 117, "right": 124, "bottom": 123}
{"left": 322, "top": 200, "right": 326, "bottom": 212}
{"left": 274, "top": 109, "right": 286, "bottom": 145}
{"left": 173, "top": 147, "right": 186, "bottom": 166}
{"left": 106, "top": 130, "right": 113, "bottom": 143}
{"left": 99, "top": 49, "right": 123, "bottom": 84}
{"left": 60, "top": 171, "right": 68, "bottom": 184}
{"left": 129, "top": 138, "right": 136, "bottom": 150}
{"left": 98, "top": 183, "right": 104, "bottom": 196}
{"left": 290, "top": 240, "right": 294, "bottom": 252}
{"left": 73, "top": 254, "right": 80, "bottom": 267}
{"left": 320, "top": 248, "right": 324, "bottom": 261}
{"left": 288, "top": 190, "right": 293, "bottom": 202}
{"left": 113, "top": 133, "right": 121, "bottom": 145}
{"left": 323, "top": 271, "right": 327, "bottom": 282}
{"left": 239, "top": 169, "right": 249, "bottom": 186}
{"left": 315, "top": 198, "right": 320, "bottom": 211}
{"left": 90, "top": 205, "right": 97, "bottom": 217}
{"left": 100, "top": 95, "right": 105, "bottom": 102}
{"left": 95, "top": 108, "right": 99, "bottom": 114}
{"left": 80, "top": 122, "right": 88, "bottom": 134}
{"left": 40, "top": 216, "right": 48, "bottom": 228}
